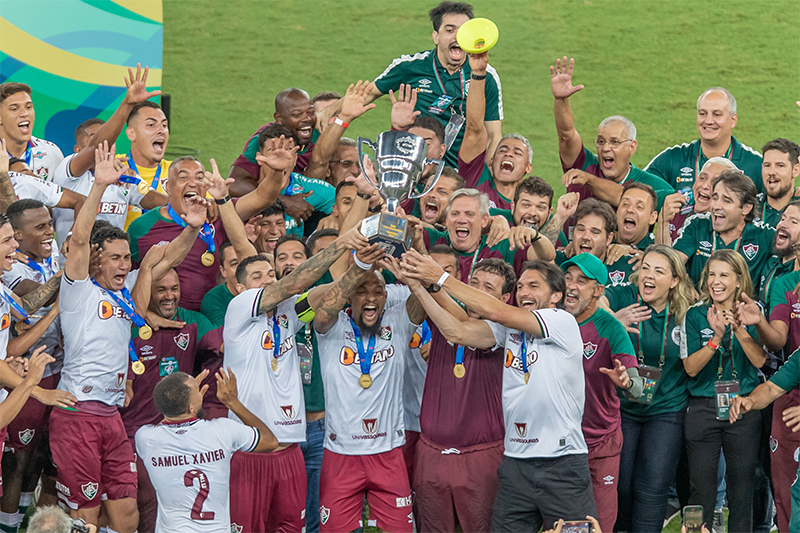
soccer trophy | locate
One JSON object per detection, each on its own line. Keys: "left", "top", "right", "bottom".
{"left": 357, "top": 131, "right": 445, "bottom": 258}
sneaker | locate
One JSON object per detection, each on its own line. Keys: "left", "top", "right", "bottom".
{"left": 713, "top": 509, "right": 725, "bottom": 533}
{"left": 664, "top": 498, "right": 681, "bottom": 527}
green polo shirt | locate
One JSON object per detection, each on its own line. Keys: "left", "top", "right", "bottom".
{"left": 606, "top": 233, "right": 655, "bottom": 285}
{"left": 673, "top": 213, "right": 775, "bottom": 287}
{"left": 680, "top": 303, "right": 761, "bottom": 397}
{"left": 374, "top": 49, "right": 503, "bottom": 167}
{"left": 770, "top": 346, "right": 800, "bottom": 393}
{"left": 297, "top": 323, "right": 324, "bottom": 412}
{"left": 201, "top": 283, "right": 236, "bottom": 328}
{"left": 282, "top": 173, "right": 335, "bottom": 236}
{"left": 644, "top": 136, "right": 764, "bottom": 193}
{"left": 755, "top": 193, "right": 783, "bottom": 229}
{"left": 760, "top": 256, "right": 796, "bottom": 311}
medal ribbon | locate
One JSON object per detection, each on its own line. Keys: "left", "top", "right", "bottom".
{"left": 280, "top": 174, "right": 296, "bottom": 196}
{"left": 518, "top": 331, "right": 529, "bottom": 376}
{"left": 90, "top": 278, "right": 145, "bottom": 367}
{"left": 165, "top": 203, "right": 216, "bottom": 255}
{"left": 350, "top": 317, "right": 377, "bottom": 378}
{"left": 0, "top": 287, "right": 30, "bottom": 324}
{"left": 271, "top": 313, "right": 282, "bottom": 363}
{"left": 695, "top": 142, "right": 733, "bottom": 180}
{"left": 431, "top": 53, "right": 466, "bottom": 114}
{"left": 636, "top": 297, "right": 670, "bottom": 369}
{"left": 6, "top": 141, "right": 34, "bottom": 167}
{"left": 118, "top": 174, "right": 149, "bottom": 191}
{"left": 455, "top": 344, "right": 465, "bottom": 366}
{"left": 127, "top": 154, "right": 162, "bottom": 189}
{"left": 18, "top": 252, "right": 52, "bottom": 281}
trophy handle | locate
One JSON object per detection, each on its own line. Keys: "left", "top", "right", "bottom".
{"left": 356, "top": 137, "right": 383, "bottom": 193}
{"left": 410, "top": 158, "right": 446, "bottom": 199}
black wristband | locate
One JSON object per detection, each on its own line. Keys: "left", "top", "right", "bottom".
{"left": 357, "top": 191, "right": 372, "bottom": 200}
{"left": 471, "top": 73, "right": 487, "bottom": 81}
{"left": 214, "top": 195, "right": 231, "bottom": 205}
{"left": 368, "top": 204, "right": 383, "bottom": 214}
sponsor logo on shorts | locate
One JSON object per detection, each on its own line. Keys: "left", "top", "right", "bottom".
{"left": 231, "top": 523, "right": 243, "bottom": 533}
{"left": 510, "top": 422, "right": 539, "bottom": 444}
{"left": 174, "top": 333, "right": 190, "bottom": 350}
{"left": 583, "top": 342, "right": 597, "bottom": 359}
{"left": 115, "top": 373, "right": 125, "bottom": 389}
{"left": 379, "top": 326, "right": 392, "bottom": 341}
{"left": 770, "top": 437, "right": 779, "bottom": 452}
{"left": 280, "top": 405, "right": 296, "bottom": 420}
{"left": 608, "top": 270, "right": 625, "bottom": 284}
{"left": 0, "top": 314, "right": 8, "bottom": 331}
{"left": 396, "top": 496, "right": 412, "bottom": 508}
{"left": 55, "top": 481, "right": 71, "bottom": 497}
{"left": 603, "top": 475, "right": 615, "bottom": 485}
{"left": 742, "top": 243, "right": 758, "bottom": 260}
{"left": 18, "top": 428, "right": 34, "bottom": 445}
{"left": 81, "top": 482, "right": 98, "bottom": 500}
{"left": 82, "top": 386, "right": 93, "bottom": 394}
{"left": 320, "top": 506, "right": 330, "bottom": 525}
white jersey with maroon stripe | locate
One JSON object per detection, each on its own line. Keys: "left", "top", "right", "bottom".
{"left": 488, "top": 307, "right": 587, "bottom": 459}
{"left": 3, "top": 253, "right": 62, "bottom": 377}
{"left": 58, "top": 272, "right": 139, "bottom": 407}
{"left": 403, "top": 321, "right": 428, "bottom": 433}
{"left": 27, "top": 136, "right": 64, "bottom": 182}
{"left": 8, "top": 171, "right": 63, "bottom": 207}
{"left": 136, "top": 417, "right": 258, "bottom": 533}
{"left": 316, "top": 302, "right": 418, "bottom": 455}
{"left": 223, "top": 289, "right": 305, "bottom": 442}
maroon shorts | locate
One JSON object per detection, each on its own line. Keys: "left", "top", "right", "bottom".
{"left": 772, "top": 393, "right": 800, "bottom": 533}
{"left": 133, "top": 450, "right": 157, "bottom": 533}
{"left": 320, "top": 448, "right": 412, "bottom": 533}
{"left": 400, "top": 430, "right": 420, "bottom": 489}
{"left": 49, "top": 407, "right": 137, "bottom": 509}
{"left": 0, "top": 426, "right": 7, "bottom": 496}
{"left": 6, "top": 374, "right": 58, "bottom": 452}
{"left": 413, "top": 434, "right": 503, "bottom": 533}
{"left": 587, "top": 426, "right": 623, "bottom": 533}
{"left": 230, "top": 444, "right": 306, "bottom": 533}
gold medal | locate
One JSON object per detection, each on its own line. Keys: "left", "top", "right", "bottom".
{"left": 137, "top": 180, "right": 150, "bottom": 195}
{"left": 359, "top": 373, "right": 373, "bottom": 389}
{"left": 271, "top": 358, "right": 278, "bottom": 372}
{"left": 453, "top": 363, "right": 466, "bottom": 378}
{"left": 201, "top": 251, "right": 215, "bottom": 267}
{"left": 132, "top": 360, "right": 146, "bottom": 375}
{"left": 14, "top": 322, "right": 25, "bottom": 335}
{"left": 524, "top": 371, "right": 530, "bottom": 384}
{"left": 138, "top": 324, "right": 152, "bottom": 340}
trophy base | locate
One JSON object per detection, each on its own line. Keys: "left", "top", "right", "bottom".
{"left": 360, "top": 212, "right": 413, "bottom": 259}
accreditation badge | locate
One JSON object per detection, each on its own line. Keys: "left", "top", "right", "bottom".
{"left": 631, "top": 365, "right": 662, "bottom": 404}
{"left": 298, "top": 342, "right": 313, "bottom": 385}
{"left": 715, "top": 380, "right": 740, "bottom": 420}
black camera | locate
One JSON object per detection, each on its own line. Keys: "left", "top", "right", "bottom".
{"left": 71, "top": 518, "right": 90, "bottom": 533}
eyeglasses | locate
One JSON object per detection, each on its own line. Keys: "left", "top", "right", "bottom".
{"left": 330, "top": 159, "right": 359, "bottom": 168}
{"left": 595, "top": 138, "right": 633, "bottom": 149}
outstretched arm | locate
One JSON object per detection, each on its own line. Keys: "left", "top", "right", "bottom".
{"left": 234, "top": 135, "right": 296, "bottom": 221}
{"left": 0, "top": 348, "right": 54, "bottom": 427}
{"left": 0, "top": 140, "right": 17, "bottom": 214}
{"left": 460, "top": 52, "right": 489, "bottom": 165}
{"left": 550, "top": 56, "right": 585, "bottom": 167}
{"left": 206, "top": 158, "right": 257, "bottom": 260}
{"left": 216, "top": 368, "right": 278, "bottom": 452}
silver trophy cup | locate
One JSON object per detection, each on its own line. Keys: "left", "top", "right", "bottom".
{"left": 357, "top": 131, "right": 445, "bottom": 258}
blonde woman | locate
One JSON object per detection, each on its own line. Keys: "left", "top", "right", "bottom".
{"left": 604, "top": 245, "right": 694, "bottom": 533}
{"left": 680, "top": 249, "right": 765, "bottom": 533}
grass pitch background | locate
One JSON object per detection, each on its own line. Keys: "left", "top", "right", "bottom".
{"left": 162, "top": 0, "right": 800, "bottom": 198}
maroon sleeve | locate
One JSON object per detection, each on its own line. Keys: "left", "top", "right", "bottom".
{"left": 232, "top": 154, "right": 259, "bottom": 178}
{"left": 458, "top": 149, "right": 488, "bottom": 188}
{"left": 770, "top": 301, "right": 791, "bottom": 327}
{"left": 561, "top": 146, "right": 587, "bottom": 172}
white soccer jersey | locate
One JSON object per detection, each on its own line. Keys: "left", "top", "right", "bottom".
{"left": 317, "top": 303, "right": 418, "bottom": 455}
{"left": 59, "top": 271, "right": 139, "bottom": 406}
{"left": 223, "top": 290, "right": 305, "bottom": 442}
{"left": 136, "top": 417, "right": 258, "bottom": 533}
{"left": 0, "top": 284, "right": 12, "bottom": 402}
{"left": 27, "top": 136, "right": 64, "bottom": 182}
{"left": 3, "top": 253, "right": 62, "bottom": 377}
{"left": 403, "top": 321, "right": 428, "bottom": 433}
{"left": 8, "top": 171, "right": 63, "bottom": 207}
{"left": 489, "top": 307, "right": 588, "bottom": 459}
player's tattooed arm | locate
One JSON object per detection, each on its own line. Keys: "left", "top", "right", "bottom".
{"left": 0, "top": 139, "right": 17, "bottom": 214}
{"left": 15, "top": 272, "right": 61, "bottom": 315}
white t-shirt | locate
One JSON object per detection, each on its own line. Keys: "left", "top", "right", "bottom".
{"left": 59, "top": 271, "right": 139, "bottom": 406}
{"left": 316, "top": 303, "right": 418, "bottom": 455}
{"left": 223, "top": 290, "right": 305, "bottom": 443}
{"left": 403, "top": 321, "right": 428, "bottom": 433}
{"left": 489, "top": 307, "right": 587, "bottom": 459}
{"left": 3, "top": 253, "right": 62, "bottom": 377}
{"left": 26, "top": 136, "right": 64, "bottom": 182}
{"left": 135, "top": 417, "right": 258, "bottom": 533}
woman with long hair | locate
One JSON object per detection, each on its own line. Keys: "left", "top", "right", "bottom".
{"left": 681, "top": 249, "right": 766, "bottom": 532}
{"left": 607, "top": 244, "right": 695, "bottom": 533}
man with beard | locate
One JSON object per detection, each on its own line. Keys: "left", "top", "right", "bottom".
{"left": 252, "top": 201, "right": 288, "bottom": 256}
{"left": 645, "top": 87, "right": 764, "bottom": 193}
{"left": 370, "top": 1, "right": 503, "bottom": 167}
{"left": 512, "top": 176, "right": 562, "bottom": 238}
{"left": 326, "top": 138, "right": 360, "bottom": 187}
{"left": 550, "top": 57, "right": 674, "bottom": 217}
{"left": 755, "top": 139, "right": 800, "bottom": 228}
{"left": 674, "top": 169, "right": 775, "bottom": 286}
{"left": 401, "top": 257, "right": 598, "bottom": 532}
{"left": 561, "top": 253, "right": 642, "bottom": 532}
{"left": 404, "top": 167, "right": 465, "bottom": 227}
{"left": 223, "top": 227, "right": 367, "bottom": 533}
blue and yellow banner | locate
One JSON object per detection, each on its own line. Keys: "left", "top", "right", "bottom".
{"left": 0, "top": 0, "right": 163, "bottom": 155}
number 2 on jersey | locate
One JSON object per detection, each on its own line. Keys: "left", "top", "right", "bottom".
{"left": 184, "top": 468, "right": 215, "bottom": 520}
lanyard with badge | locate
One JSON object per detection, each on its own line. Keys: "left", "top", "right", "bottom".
{"left": 269, "top": 313, "right": 281, "bottom": 372}
{"left": 632, "top": 298, "right": 669, "bottom": 403}
{"left": 714, "top": 325, "right": 740, "bottom": 421}
{"left": 165, "top": 204, "right": 216, "bottom": 266}
{"left": 430, "top": 54, "right": 466, "bottom": 151}
{"left": 90, "top": 278, "right": 150, "bottom": 375}
{"left": 298, "top": 324, "right": 313, "bottom": 385}
{"left": 350, "top": 317, "right": 377, "bottom": 389}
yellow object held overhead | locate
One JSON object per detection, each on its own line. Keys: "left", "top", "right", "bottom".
{"left": 456, "top": 18, "right": 499, "bottom": 54}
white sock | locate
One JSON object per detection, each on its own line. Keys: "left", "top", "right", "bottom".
{"left": 0, "top": 511, "right": 17, "bottom": 532}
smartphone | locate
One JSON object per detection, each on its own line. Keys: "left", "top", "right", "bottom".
{"left": 556, "top": 521, "right": 593, "bottom": 533}
{"left": 683, "top": 505, "right": 704, "bottom": 533}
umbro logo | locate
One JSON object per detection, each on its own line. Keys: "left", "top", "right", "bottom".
{"left": 603, "top": 475, "right": 615, "bottom": 485}
{"left": 699, "top": 241, "right": 712, "bottom": 249}
{"left": 680, "top": 166, "right": 693, "bottom": 175}
{"left": 701, "top": 328, "right": 714, "bottom": 337}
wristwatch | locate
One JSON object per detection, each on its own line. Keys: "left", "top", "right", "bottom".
{"left": 214, "top": 195, "right": 231, "bottom": 205}
{"left": 427, "top": 283, "right": 441, "bottom": 293}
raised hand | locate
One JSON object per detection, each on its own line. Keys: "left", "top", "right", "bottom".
{"left": 729, "top": 395, "right": 752, "bottom": 423}
{"left": 25, "top": 346, "right": 54, "bottom": 386}
{"left": 205, "top": 158, "right": 233, "bottom": 199}
{"left": 216, "top": 367, "right": 240, "bottom": 407}
{"left": 486, "top": 215, "right": 511, "bottom": 247}
{"left": 605, "top": 244, "right": 632, "bottom": 266}
{"left": 181, "top": 196, "right": 210, "bottom": 229}
{"left": 735, "top": 293, "right": 763, "bottom": 327}
{"left": 340, "top": 80, "right": 378, "bottom": 123}
{"left": 355, "top": 242, "right": 386, "bottom": 267}
{"left": 389, "top": 84, "right": 421, "bottom": 130}
{"left": 256, "top": 135, "right": 299, "bottom": 173}
{"left": 599, "top": 358, "right": 631, "bottom": 389}
{"left": 614, "top": 303, "right": 652, "bottom": 334}
{"left": 123, "top": 63, "right": 161, "bottom": 105}
{"left": 508, "top": 226, "right": 538, "bottom": 251}
{"left": 555, "top": 191, "right": 580, "bottom": 220}
{"left": 245, "top": 214, "right": 262, "bottom": 243}
{"left": 94, "top": 141, "right": 125, "bottom": 185}
{"left": 0, "top": 138, "right": 9, "bottom": 175}
{"left": 193, "top": 368, "right": 210, "bottom": 400}
{"left": 561, "top": 168, "right": 592, "bottom": 188}
{"left": 338, "top": 226, "right": 370, "bottom": 252}
{"left": 345, "top": 155, "right": 380, "bottom": 196}
{"left": 468, "top": 51, "right": 489, "bottom": 75}
{"left": 400, "top": 249, "right": 445, "bottom": 286}
{"left": 708, "top": 305, "right": 726, "bottom": 337}
{"left": 550, "top": 56, "right": 584, "bottom": 99}
{"left": 661, "top": 192, "right": 687, "bottom": 223}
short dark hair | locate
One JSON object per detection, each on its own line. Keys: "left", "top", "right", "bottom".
{"left": 90, "top": 220, "right": 129, "bottom": 249}
{"left": 312, "top": 91, "right": 341, "bottom": 104}
{"left": 0, "top": 214, "right": 10, "bottom": 232}
{"left": 437, "top": 166, "right": 466, "bottom": 191}
{"left": 513, "top": 176, "right": 554, "bottom": 207}
{"left": 74, "top": 118, "right": 105, "bottom": 145}
{"left": 8, "top": 157, "right": 25, "bottom": 168}
{"left": 274, "top": 234, "right": 311, "bottom": 262}
{"left": 783, "top": 199, "right": 800, "bottom": 215}
{"left": 621, "top": 181, "right": 657, "bottom": 213}
{"left": 428, "top": 1, "right": 474, "bottom": 31}
{"left": 6, "top": 199, "right": 45, "bottom": 230}
{"left": 306, "top": 229, "right": 339, "bottom": 254}
{"left": 712, "top": 169, "right": 758, "bottom": 223}
{"left": 153, "top": 372, "right": 192, "bottom": 417}
{"left": 127, "top": 100, "right": 163, "bottom": 126}
{"left": 260, "top": 199, "right": 287, "bottom": 218}
{"left": 258, "top": 123, "right": 298, "bottom": 151}
{"left": 429, "top": 243, "right": 460, "bottom": 273}
{"left": 0, "top": 82, "right": 31, "bottom": 105}
{"left": 410, "top": 116, "right": 446, "bottom": 145}
{"left": 335, "top": 180, "right": 357, "bottom": 199}
{"left": 473, "top": 258, "right": 516, "bottom": 295}
{"left": 574, "top": 198, "right": 617, "bottom": 235}
{"left": 763, "top": 138, "right": 800, "bottom": 166}
{"left": 519, "top": 260, "right": 566, "bottom": 309}
{"left": 218, "top": 240, "right": 234, "bottom": 265}
{"left": 168, "top": 156, "right": 202, "bottom": 180}
{"left": 235, "top": 254, "right": 271, "bottom": 285}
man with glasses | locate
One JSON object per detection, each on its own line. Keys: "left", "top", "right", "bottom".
{"left": 326, "top": 138, "right": 360, "bottom": 187}
{"left": 550, "top": 57, "right": 674, "bottom": 227}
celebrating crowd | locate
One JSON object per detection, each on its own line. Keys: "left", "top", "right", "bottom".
{"left": 0, "top": 2, "right": 798, "bottom": 533}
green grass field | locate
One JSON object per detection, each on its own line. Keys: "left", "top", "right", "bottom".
{"left": 162, "top": 0, "right": 800, "bottom": 198}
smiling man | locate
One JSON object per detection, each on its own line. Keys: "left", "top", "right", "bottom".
{"left": 755, "top": 138, "right": 800, "bottom": 228}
